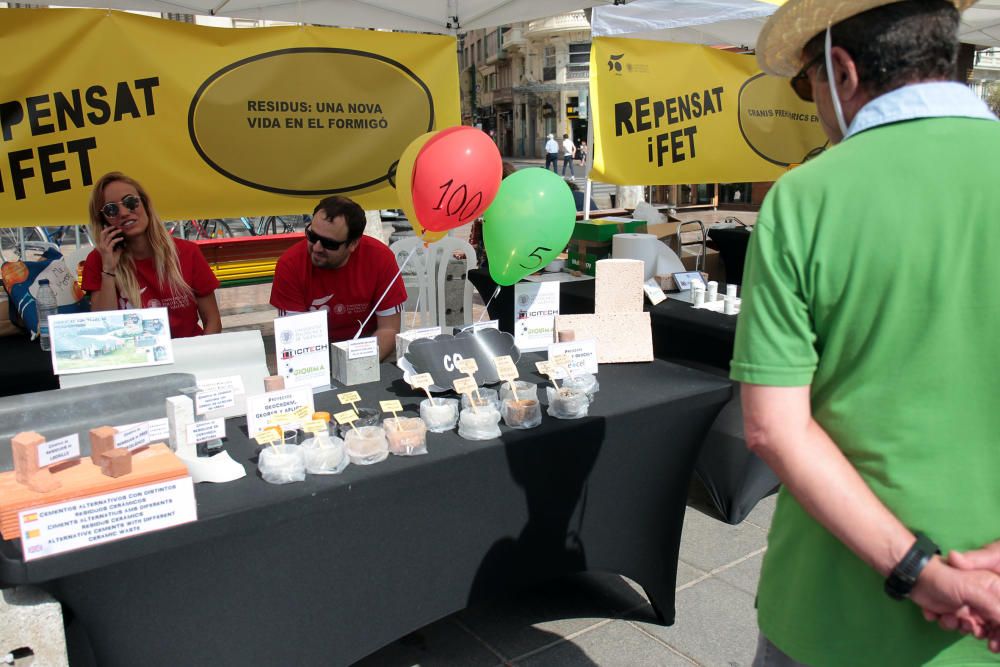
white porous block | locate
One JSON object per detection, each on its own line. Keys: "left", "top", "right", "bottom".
{"left": 555, "top": 313, "right": 653, "bottom": 364}
{"left": 166, "top": 395, "right": 195, "bottom": 453}
{"left": 331, "top": 343, "right": 380, "bottom": 386}
{"left": 0, "top": 586, "right": 69, "bottom": 667}
{"left": 594, "top": 259, "right": 645, "bottom": 314}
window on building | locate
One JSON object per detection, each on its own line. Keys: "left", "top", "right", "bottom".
{"left": 477, "top": 39, "right": 483, "bottom": 64}
{"left": 567, "top": 42, "right": 591, "bottom": 80}
{"left": 543, "top": 46, "right": 556, "bottom": 82}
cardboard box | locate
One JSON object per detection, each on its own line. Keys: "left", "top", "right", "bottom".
{"left": 567, "top": 240, "right": 612, "bottom": 276}
{"left": 571, "top": 217, "right": 647, "bottom": 243}
{"left": 681, "top": 246, "right": 725, "bottom": 284}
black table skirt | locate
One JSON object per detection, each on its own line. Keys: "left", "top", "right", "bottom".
{"left": 0, "top": 332, "right": 59, "bottom": 397}
{"left": 468, "top": 271, "right": 778, "bottom": 525}
{"left": 0, "top": 356, "right": 731, "bottom": 667}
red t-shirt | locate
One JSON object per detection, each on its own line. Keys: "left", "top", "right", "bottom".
{"left": 82, "top": 238, "right": 220, "bottom": 338}
{"left": 269, "top": 235, "right": 407, "bottom": 341}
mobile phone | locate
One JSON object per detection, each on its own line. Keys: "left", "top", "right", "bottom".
{"left": 103, "top": 221, "right": 125, "bottom": 250}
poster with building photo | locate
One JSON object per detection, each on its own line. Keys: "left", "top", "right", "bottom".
{"left": 48, "top": 307, "right": 173, "bottom": 375}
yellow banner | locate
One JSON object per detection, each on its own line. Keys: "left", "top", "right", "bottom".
{"left": 590, "top": 37, "right": 827, "bottom": 186}
{"left": 0, "top": 9, "right": 460, "bottom": 227}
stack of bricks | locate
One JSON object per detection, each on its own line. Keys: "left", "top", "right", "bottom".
{"left": 11, "top": 432, "right": 60, "bottom": 493}
{"left": 89, "top": 426, "right": 133, "bottom": 478}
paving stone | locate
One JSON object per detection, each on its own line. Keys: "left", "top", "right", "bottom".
{"left": 678, "top": 507, "right": 767, "bottom": 573}
{"left": 628, "top": 577, "right": 758, "bottom": 667}
{"left": 744, "top": 494, "right": 777, "bottom": 531}
{"left": 350, "top": 617, "right": 501, "bottom": 667}
{"left": 456, "top": 573, "right": 647, "bottom": 661}
{"left": 516, "top": 620, "right": 695, "bottom": 667}
{"left": 716, "top": 551, "right": 765, "bottom": 597}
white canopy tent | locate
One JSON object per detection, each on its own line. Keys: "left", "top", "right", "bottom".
{"left": 591, "top": 0, "right": 1000, "bottom": 48}
{"left": 41, "top": 0, "right": 622, "bottom": 32}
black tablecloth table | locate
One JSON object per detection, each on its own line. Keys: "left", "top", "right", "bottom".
{"left": 468, "top": 271, "right": 779, "bottom": 524}
{"left": 0, "top": 332, "right": 59, "bottom": 397}
{"left": 0, "top": 357, "right": 730, "bottom": 667}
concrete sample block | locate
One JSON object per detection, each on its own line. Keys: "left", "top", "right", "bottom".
{"left": 263, "top": 375, "right": 285, "bottom": 392}
{"left": 0, "top": 586, "right": 69, "bottom": 667}
{"left": 26, "top": 469, "right": 60, "bottom": 493}
{"left": 595, "top": 259, "right": 645, "bottom": 314}
{"left": 331, "top": 343, "right": 380, "bottom": 386}
{"left": 11, "top": 432, "right": 44, "bottom": 485}
{"left": 165, "top": 395, "right": 195, "bottom": 452}
{"left": 99, "top": 448, "right": 133, "bottom": 478}
{"left": 554, "top": 313, "right": 653, "bottom": 364}
{"left": 88, "top": 426, "right": 117, "bottom": 464}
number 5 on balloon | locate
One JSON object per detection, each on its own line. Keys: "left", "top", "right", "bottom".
{"left": 519, "top": 246, "right": 552, "bottom": 270}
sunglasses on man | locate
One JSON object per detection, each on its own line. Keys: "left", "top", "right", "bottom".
{"left": 101, "top": 194, "right": 142, "bottom": 219}
{"left": 305, "top": 223, "right": 351, "bottom": 251}
{"left": 790, "top": 53, "right": 825, "bottom": 103}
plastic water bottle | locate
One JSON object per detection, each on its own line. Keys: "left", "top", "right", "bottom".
{"left": 36, "top": 278, "right": 58, "bottom": 352}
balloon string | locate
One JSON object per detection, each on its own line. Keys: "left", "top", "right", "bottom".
{"left": 478, "top": 285, "right": 501, "bottom": 322}
{"left": 353, "top": 244, "right": 418, "bottom": 340}
{"left": 410, "top": 290, "right": 422, "bottom": 329}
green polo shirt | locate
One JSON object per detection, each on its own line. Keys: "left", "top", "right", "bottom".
{"left": 731, "top": 116, "right": 1000, "bottom": 666}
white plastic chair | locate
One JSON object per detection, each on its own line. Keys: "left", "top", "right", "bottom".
{"left": 389, "top": 236, "right": 477, "bottom": 331}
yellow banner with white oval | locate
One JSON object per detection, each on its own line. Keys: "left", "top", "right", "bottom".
{"left": 0, "top": 9, "right": 460, "bottom": 227}
{"left": 590, "top": 37, "right": 827, "bottom": 186}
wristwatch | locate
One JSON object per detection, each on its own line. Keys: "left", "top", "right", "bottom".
{"left": 884, "top": 532, "right": 941, "bottom": 600}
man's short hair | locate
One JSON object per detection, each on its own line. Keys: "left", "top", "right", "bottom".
{"left": 803, "top": 0, "right": 959, "bottom": 95}
{"left": 313, "top": 196, "right": 367, "bottom": 242}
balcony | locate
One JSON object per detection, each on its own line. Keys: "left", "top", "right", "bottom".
{"left": 493, "top": 87, "right": 514, "bottom": 105}
{"left": 565, "top": 67, "right": 590, "bottom": 81}
{"left": 526, "top": 11, "right": 589, "bottom": 37}
{"left": 503, "top": 25, "right": 526, "bottom": 49}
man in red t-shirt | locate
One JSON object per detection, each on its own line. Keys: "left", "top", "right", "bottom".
{"left": 269, "top": 196, "right": 406, "bottom": 361}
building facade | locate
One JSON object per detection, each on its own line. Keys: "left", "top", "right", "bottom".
{"left": 459, "top": 12, "right": 591, "bottom": 159}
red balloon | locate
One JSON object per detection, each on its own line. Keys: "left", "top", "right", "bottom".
{"left": 410, "top": 127, "right": 503, "bottom": 232}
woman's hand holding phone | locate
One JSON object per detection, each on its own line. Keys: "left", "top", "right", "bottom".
{"left": 98, "top": 223, "right": 124, "bottom": 274}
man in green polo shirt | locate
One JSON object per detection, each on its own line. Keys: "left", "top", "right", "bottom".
{"left": 732, "top": 1, "right": 1000, "bottom": 664}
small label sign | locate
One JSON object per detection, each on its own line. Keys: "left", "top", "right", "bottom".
{"left": 254, "top": 429, "right": 280, "bottom": 445}
{"left": 303, "top": 419, "right": 328, "bottom": 434}
{"left": 114, "top": 423, "right": 150, "bottom": 451}
{"left": 37, "top": 433, "right": 81, "bottom": 468}
{"left": 409, "top": 373, "right": 434, "bottom": 389}
{"left": 197, "top": 374, "right": 245, "bottom": 394}
{"left": 292, "top": 405, "right": 312, "bottom": 421}
{"left": 185, "top": 418, "right": 225, "bottom": 444}
{"left": 643, "top": 278, "right": 667, "bottom": 306}
{"left": 547, "top": 339, "right": 598, "bottom": 376}
{"left": 338, "top": 391, "right": 362, "bottom": 405}
{"left": 348, "top": 337, "right": 379, "bottom": 360}
{"left": 493, "top": 356, "right": 519, "bottom": 381}
{"left": 453, "top": 376, "right": 478, "bottom": 395}
{"left": 195, "top": 388, "right": 235, "bottom": 415}
{"left": 334, "top": 409, "right": 359, "bottom": 425}
{"left": 535, "top": 360, "right": 554, "bottom": 376}
{"left": 379, "top": 400, "right": 403, "bottom": 413}
{"left": 455, "top": 358, "right": 479, "bottom": 375}
{"left": 551, "top": 354, "right": 572, "bottom": 368}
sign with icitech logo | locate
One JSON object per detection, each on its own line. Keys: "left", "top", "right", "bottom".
{"left": 274, "top": 310, "right": 330, "bottom": 390}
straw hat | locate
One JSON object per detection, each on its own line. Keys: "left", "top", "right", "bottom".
{"left": 756, "top": 0, "right": 977, "bottom": 77}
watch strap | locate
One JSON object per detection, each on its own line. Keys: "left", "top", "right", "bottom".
{"left": 884, "top": 532, "right": 940, "bottom": 600}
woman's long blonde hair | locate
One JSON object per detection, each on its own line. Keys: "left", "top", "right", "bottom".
{"left": 87, "top": 172, "right": 193, "bottom": 309}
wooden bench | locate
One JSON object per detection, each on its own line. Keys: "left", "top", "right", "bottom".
{"left": 194, "top": 233, "right": 301, "bottom": 288}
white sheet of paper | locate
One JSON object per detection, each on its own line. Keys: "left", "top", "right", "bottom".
{"left": 274, "top": 310, "right": 331, "bottom": 390}
{"left": 513, "top": 282, "right": 560, "bottom": 353}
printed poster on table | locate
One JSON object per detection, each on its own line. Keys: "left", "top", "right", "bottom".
{"left": 513, "top": 282, "right": 560, "bottom": 353}
{"left": 48, "top": 307, "right": 173, "bottom": 375}
{"left": 274, "top": 310, "right": 330, "bottom": 390}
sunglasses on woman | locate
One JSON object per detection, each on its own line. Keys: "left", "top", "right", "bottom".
{"left": 101, "top": 194, "right": 142, "bottom": 219}
{"left": 305, "top": 224, "right": 350, "bottom": 251}
{"left": 790, "top": 53, "right": 825, "bottom": 103}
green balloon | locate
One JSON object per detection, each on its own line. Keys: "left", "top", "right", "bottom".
{"left": 483, "top": 168, "right": 577, "bottom": 286}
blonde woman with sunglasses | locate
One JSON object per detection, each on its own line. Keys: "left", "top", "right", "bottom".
{"left": 82, "top": 172, "right": 222, "bottom": 337}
